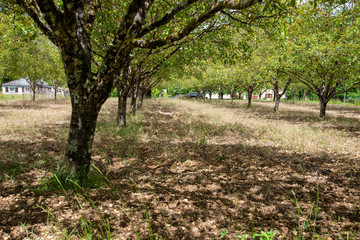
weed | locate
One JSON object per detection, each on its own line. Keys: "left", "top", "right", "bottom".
{"left": 130, "top": 178, "right": 165, "bottom": 240}
{"left": 219, "top": 229, "right": 278, "bottom": 240}
{"left": 21, "top": 222, "right": 39, "bottom": 239}
{"left": 34, "top": 167, "right": 106, "bottom": 193}
{"left": 291, "top": 186, "right": 320, "bottom": 239}
{"left": 220, "top": 230, "right": 229, "bottom": 238}
{"left": 251, "top": 229, "right": 279, "bottom": 239}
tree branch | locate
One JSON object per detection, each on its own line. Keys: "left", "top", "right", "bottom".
{"left": 137, "top": 0, "right": 199, "bottom": 38}
{"left": 134, "top": 0, "right": 260, "bottom": 49}
{"left": 15, "top": 0, "right": 58, "bottom": 45}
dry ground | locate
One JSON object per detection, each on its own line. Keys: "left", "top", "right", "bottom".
{"left": 0, "top": 98, "right": 359, "bottom": 239}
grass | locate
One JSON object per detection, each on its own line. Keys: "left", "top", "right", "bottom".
{"left": 0, "top": 98, "right": 359, "bottom": 239}
{"left": 0, "top": 93, "right": 70, "bottom": 101}
{"left": 0, "top": 93, "right": 33, "bottom": 100}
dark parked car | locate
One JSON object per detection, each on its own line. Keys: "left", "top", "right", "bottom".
{"left": 186, "top": 92, "right": 204, "bottom": 98}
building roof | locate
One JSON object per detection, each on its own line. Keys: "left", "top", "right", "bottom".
{"left": 3, "top": 78, "right": 30, "bottom": 86}
{"left": 3, "top": 78, "right": 51, "bottom": 88}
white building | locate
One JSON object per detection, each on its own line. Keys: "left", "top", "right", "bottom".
{"left": 2, "top": 78, "right": 52, "bottom": 95}
{"left": 258, "top": 89, "right": 287, "bottom": 100}
{"left": 242, "top": 89, "right": 287, "bottom": 100}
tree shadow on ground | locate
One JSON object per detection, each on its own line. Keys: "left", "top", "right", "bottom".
{"left": 101, "top": 138, "right": 360, "bottom": 239}
{"left": 96, "top": 101, "right": 360, "bottom": 239}
{"left": 0, "top": 99, "right": 359, "bottom": 239}
{"left": 213, "top": 100, "right": 360, "bottom": 138}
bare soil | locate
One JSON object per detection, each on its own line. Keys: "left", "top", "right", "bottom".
{"left": 0, "top": 98, "right": 359, "bottom": 239}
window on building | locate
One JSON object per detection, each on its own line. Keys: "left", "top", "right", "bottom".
{"left": 25, "top": 87, "right": 30, "bottom": 92}
{"left": 265, "top": 93, "right": 272, "bottom": 99}
{"left": 9, "top": 87, "right": 15, "bottom": 92}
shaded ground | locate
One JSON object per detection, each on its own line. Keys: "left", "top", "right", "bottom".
{"left": 0, "top": 98, "right": 359, "bottom": 239}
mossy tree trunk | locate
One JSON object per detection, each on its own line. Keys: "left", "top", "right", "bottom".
{"left": 117, "top": 87, "right": 129, "bottom": 127}
{"left": 130, "top": 86, "right": 138, "bottom": 115}
{"left": 137, "top": 89, "right": 145, "bottom": 110}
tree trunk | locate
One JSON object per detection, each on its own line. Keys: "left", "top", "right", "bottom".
{"left": 54, "top": 86, "right": 58, "bottom": 101}
{"left": 230, "top": 89, "right": 234, "bottom": 104}
{"left": 130, "top": 87, "right": 137, "bottom": 115}
{"left": 247, "top": 90, "right": 252, "bottom": 107}
{"left": 209, "top": 91, "right": 212, "bottom": 100}
{"left": 218, "top": 85, "right": 222, "bottom": 102}
{"left": 202, "top": 89, "right": 206, "bottom": 99}
{"left": 0, "top": 73, "right": 4, "bottom": 92}
{"left": 319, "top": 99, "right": 328, "bottom": 118}
{"left": 137, "top": 90, "right": 145, "bottom": 110}
{"left": 66, "top": 100, "right": 100, "bottom": 180}
{"left": 291, "top": 89, "right": 296, "bottom": 104}
{"left": 32, "top": 86, "right": 36, "bottom": 101}
{"left": 117, "top": 87, "right": 129, "bottom": 127}
{"left": 196, "top": 90, "right": 200, "bottom": 98}
{"left": 274, "top": 96, "right": 280, "bottom": 111}
{"left": 273, "top": 84, "right": 280, "bottom": 111}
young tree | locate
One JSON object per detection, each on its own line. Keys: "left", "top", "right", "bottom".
{"left": 271, "top": 72, "right": 291, "bottom": 111}
{"left": 116, "top": 56, "right": 139, "bottom": 127}
{"left": 16, "top": 34, "right": 55, "bottom": 101}
{"left": 0, "top": 12, "right": 33, "bottom": 90}
{"left": 236, "top": 53, "right": 268, "bottom": 107}
{"left": 282, "top": 3, "right": 360, "bottom": 117}
{"left": 288, "top": 82, "right": 302, "bottom": 103}
{"left": 44, "top": 44, "right": 66, "bottom": 101}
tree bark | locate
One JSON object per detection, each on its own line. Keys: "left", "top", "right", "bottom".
{"left": 0, "top": 73, "right": 4, "bottom": 92}
{"left": 130, "top": 87, "right": 138, "bottom": 115}
{"left": 137, "top": 90, "right": 145, "bottom": 110}
{"left": 54, "top": 86, "right": 58, "bottom": 101}
{"left": 247, "top": 90, "right": 252, "bottom": 107}
{"left": 274, "top": 96, "right": 280, "bottom": 111}
{"left": 209, "top": 91, "right": 212, "bottom": 100}
{"left": 273, "top": 79, "right": 291, "bottom": 111}
{"left": 117, "top": 87, "right": 129, "bottom": 127}
{"left": 230, "top": 89, "right": 234, "bottom": 104}
{"left": 291, "top": 89, "right": 296, "bottom": 104}
{"left": 32, "top": 86, "right": 36, "bottom": 101}
{"left": 218, "top": 85, "right": 222, "bottom": 102}
{"left": 273, "top": 85, "right": 280, "bottom": 111}
{"left": 66, "top": 99, "right": 100, "bottom": 180}
{"left": 319, "top": 99, "right": 328, "bottom": 118}
{"left": 196, "top": 90, "right": 200, "bottom": 98}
